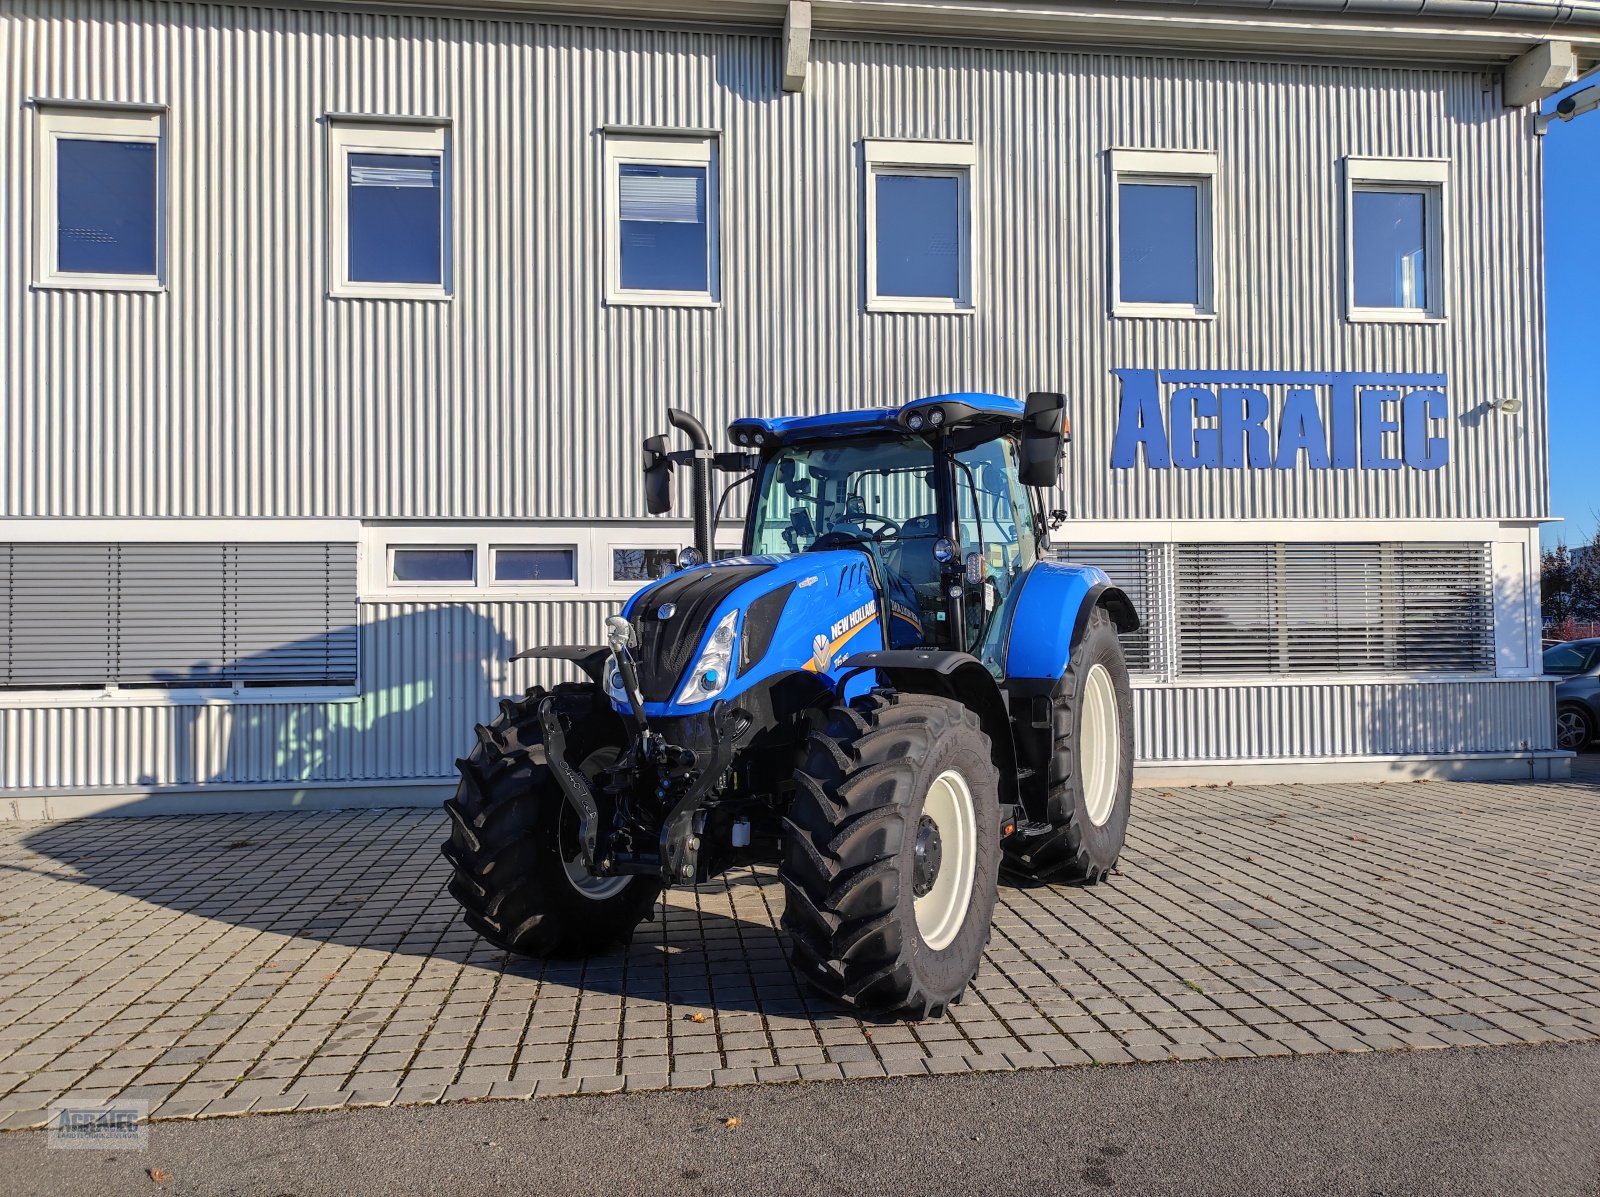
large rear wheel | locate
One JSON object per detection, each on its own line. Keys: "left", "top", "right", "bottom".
{"left": 1003, "top": 606, "right": 1135, "bottom": 884}
{"left": 440, "top": 682, "right": 661, "bottom": 956}
{"left": 780, "top": 690, "right": 1001, "bottom": 1019}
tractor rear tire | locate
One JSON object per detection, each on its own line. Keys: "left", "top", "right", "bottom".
{"left": 781, "top": 690, "right": 1001, "bottom": 1019}
{"left": 441, "top": 682, "right": 661, "bottom": 956}
{"left": 1002, "top": 606, "right": 1135, "bottom": 885}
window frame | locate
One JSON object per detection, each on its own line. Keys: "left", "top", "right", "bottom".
{"left": 1343, "top": 156, "right": 1448, "bottom": 324}
{"left": 862, "top": 138, "right": 977, "bottom": 315}
{"left": 388, "top": 544, "right": 478, "bottom": 588}
{"left": 33, "top": 102, "right": 167, "bottom": 293}
{"left": 1107, "top": 148, "right": 1218, "bottom": 320}
{"left": 603, "top": 130, "right": 720, "bottom": 308}
{"left": 326, "top": 115, "right": 453, "bottom": 301}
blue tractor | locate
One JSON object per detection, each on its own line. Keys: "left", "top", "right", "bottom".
{"left": 442, "top": 392, "right": 1138, "bottom": 1019}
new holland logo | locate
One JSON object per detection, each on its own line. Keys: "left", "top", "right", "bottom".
{"left": 811, "top": 633, "right": 832, "bottom": 673}
{"left": 830, "top": 602, "right": 875, "bottom": 643}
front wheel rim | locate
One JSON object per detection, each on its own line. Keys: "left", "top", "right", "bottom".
{"left": 914, "top": 769, "right": 978, "bottom": 952}
{"left": 1082, "top": 663, "right": 1122, "bottom": 828}
{"left": 1557, "top": 711, "right": 1588, "bottom": 750}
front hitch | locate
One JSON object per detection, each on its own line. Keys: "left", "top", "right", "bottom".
{"left": 536, "top": 697, "right": 603, "bottom": 869}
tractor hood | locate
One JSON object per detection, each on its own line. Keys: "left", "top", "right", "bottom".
{"left": 616, "top": 550, "right": 886, "bottom": 714}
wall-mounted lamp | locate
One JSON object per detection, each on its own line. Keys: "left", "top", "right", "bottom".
{"left": 1497, "top": 397, "right": 1525, "bottom": 415}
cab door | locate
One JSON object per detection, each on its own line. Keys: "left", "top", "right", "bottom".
{"left": 952, "top": 436, "right": 1040, "bottom": 659}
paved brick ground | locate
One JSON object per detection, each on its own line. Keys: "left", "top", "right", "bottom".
{"left": 2, "top": 775, "right": 1598, "bottom": 1130}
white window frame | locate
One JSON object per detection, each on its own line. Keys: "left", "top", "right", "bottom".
{"left": 1108, "top": 148, "right": 1217, "bottom": 320}
{"left": 862, "top": 139, "right": 977, "bottom": 315}
{"left": 388, "top": 544, "right": 479, "bottom": 588}
{"left": 33, "top": 102, "right": 167, "bottom": 292}
{"left": 327, "top": 116, "right": 452, "bottom": 301}
{"left": 1343, "top": 156, "right": 1448, "bottom": 324}
{"left": 361, "top": 523, "right": 740, "bottom": 600}
{"left": 603, "top": 130, "right": 720, "bottom": 308}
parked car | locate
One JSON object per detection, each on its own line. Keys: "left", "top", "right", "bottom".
{"left": 1545, "top": 638, "right": 1600, "bottom": 751}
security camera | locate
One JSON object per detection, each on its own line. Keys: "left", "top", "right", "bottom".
{"left": 1554, "top": 83, "right": 1600, "bottom": 122}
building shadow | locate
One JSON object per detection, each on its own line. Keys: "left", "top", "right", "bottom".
{"left": 12, "top": 605, "right": 847, "bottom": 1018}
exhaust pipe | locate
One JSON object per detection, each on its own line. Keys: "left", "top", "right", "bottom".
{"left": 667, "top": 407, "right": 714, "bottom": 561}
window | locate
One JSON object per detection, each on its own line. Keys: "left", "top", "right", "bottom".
{"left": 1344, "top": 157, "right": 1447, "bottom": 321}
{"left": 1543, "top": 641, "right": 1598, "bottom": 677}
{"left": 34, "top": 104, "right": 165, "bottom": 290}
{"left": 1173, "top": 543, "right": 1492, "bottom": 677}
{"left": 493, "top": 547, "right": 577, "bottom": 583}
{"left": 1108, "top": 149, "right": 1216, "bottom": 318}
{"left": 863, "top": 140, "right": 976, "bottom": 313}
{"left": 390, "top": 546, "right": 474, "bottom": 584}
{"left": 613, "top": 547, "right": 683, "bottom": 583}
{"left": 604, "top": 132, "right": 718, "bottom": 305}
{"left": 0, "top": 542, "right": 356, "bottom": 691}
{"left": 328, "top": 117, "right": 450, "bottom": 299}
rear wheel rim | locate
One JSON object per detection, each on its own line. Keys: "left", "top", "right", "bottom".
{"left": 560, "top": 747, "right": 630, "bottom": 900}
{"left": 1082, "top": 664, "right": 1121, "bottom": 828}
{"left": 914, "top": 769, "right": 977, "bottom": 952}
{"left": 1558, "top": 710, "right": 1589, "bottom": 751}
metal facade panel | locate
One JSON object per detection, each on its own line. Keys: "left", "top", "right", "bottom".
{"left": 1132, "top": 678, "right": 1556, "bottom": 761}
{"left": 0, "top": 3, "right": 1548, "bottom": 524}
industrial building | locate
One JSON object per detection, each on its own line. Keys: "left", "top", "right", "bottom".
{"left": 3, "top": 0, "right": 1595, "bottom": 816}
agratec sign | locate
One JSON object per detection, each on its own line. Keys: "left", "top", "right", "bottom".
{"left": 1110, "top": 369, "right": 1449, "bottom": 471}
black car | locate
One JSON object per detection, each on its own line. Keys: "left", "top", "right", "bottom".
{"left": 1545, "top": 637, "right": 1600, "bottom": 751}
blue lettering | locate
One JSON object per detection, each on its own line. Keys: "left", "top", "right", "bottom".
{"left": 1219, "top": 387, "right": 1272, "bottom": 468}
{"left": 1110, "top": 369, "right": 1170, "bottom": 469}
{"left": 1402, "top": 389, "right": 1449, "bottom": 470}
{"left": 1330, "top": 380, "right": 1360, "bottom": 468}
{"left": 1273, "top": 388, "right": 1331, "bottom": 469}
{"left": 1358, "top": 388, "right": 1403, "bottom": 470}
{"left": 1171, "top": 387, "right": 1219, "bottom": 469}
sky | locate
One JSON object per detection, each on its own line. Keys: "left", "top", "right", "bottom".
{"left": 1543, "top": 76, "right": 1600, "bottom": 550}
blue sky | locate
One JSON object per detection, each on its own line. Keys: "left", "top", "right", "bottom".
{"left": 1543, "top": 76, "right": 1600, "bottom": 550}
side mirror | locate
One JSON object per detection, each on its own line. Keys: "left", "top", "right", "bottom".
{"left": 642, "top": 435, "right": 674, "bottom": 515}
{"left": 1019, "top": 391, "right": 1067, "bottom": 488}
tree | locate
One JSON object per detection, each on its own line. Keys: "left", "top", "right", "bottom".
{"left": 1543, "top": 527, "right": 1600, "bottom": 630}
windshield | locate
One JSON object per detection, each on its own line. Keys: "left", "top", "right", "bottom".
{"left": 1544, "top": 642, "right": 1599, "bottom": 676}
{"left": 748, "top": 436, "right": 940, "bottom": 556}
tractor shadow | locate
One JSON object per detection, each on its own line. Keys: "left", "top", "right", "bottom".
{"left": 14, "top": 810, "right": 857, "bottom": 1022}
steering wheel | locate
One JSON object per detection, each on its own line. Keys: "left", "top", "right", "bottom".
{"left": 852, "top": 514, "right": 901, "bottom": 540}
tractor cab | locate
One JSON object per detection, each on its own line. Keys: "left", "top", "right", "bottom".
{"left": 736, "top": 397, "right": 1050, "bottom": 666}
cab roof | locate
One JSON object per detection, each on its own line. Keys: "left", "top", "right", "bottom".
{"left": 728, "top": 392, "right": 1024, "bottom": 449}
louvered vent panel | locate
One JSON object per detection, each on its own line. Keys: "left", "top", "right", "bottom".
{"left": 0, "top": 543, "right": 357, "bottom": 689}
{"left": 1173, "top": 543, "right": 1493, "bottom": 677}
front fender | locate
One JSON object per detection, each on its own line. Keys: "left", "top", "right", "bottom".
{"left": 1002, "top": 561, "right": 1138, "bottom": 682}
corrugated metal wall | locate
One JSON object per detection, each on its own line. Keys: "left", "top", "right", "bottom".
{"left": 0, "top": 597, "right": 1556, "bottom": 791}
{"left": 0, "top": 1, "right": 1547, "bottom": 524}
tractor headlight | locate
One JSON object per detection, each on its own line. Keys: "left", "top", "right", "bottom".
{"left": 605, "top": 656, "right": 629, "bottom": 706}
{"left": 677, "top": 545, "right": 704, "bottom": 569}
{"left": 927, "top": 406, "right": 945, "bottom": 427}
{"left": 906, "top": 412, "right": 925, "bottom": 431}
{"left": 677, "top": 609, "right": 739, "bottom": 705}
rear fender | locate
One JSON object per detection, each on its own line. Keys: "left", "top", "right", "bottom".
{"left": 836, "top": 649, "right": 1020, "bottom": 809}
{"left": 509, "top": 645, "right": 609, "bottom": 686}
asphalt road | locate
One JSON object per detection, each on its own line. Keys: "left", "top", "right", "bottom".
{"left": 5, "top": 1042, "right": 1598, "bottom": 1197}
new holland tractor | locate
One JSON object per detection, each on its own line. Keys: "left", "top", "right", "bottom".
{"left": 442, "top": 392, "right": 1138, "bottom": 1019}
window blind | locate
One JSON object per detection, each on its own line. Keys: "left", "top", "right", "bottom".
{"left": 1056, "top": 543, "right": 1160, "bottom": 673}
{"left": 0, "top": 542, "right": 357, "bottom": 689}
{"left": 619, "top": 170, "right": 704, "bottom": 224}
{"left": 1173, "top": 542, "right": 1493, "bottom": 677}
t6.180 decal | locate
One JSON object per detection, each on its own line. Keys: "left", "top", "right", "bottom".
{"left": 1110, "top": 369, "right": 1450, "bottom": 472}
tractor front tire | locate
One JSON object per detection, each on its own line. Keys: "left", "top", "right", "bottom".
{"left": 781, "top": 690, "right": 1001, "bottom": 1019}
{"left": 1002, "top": 606, "right": 1135, "bottom": 885}
{"left": 441, "top": 682, "right": 661, "bottom": 956}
